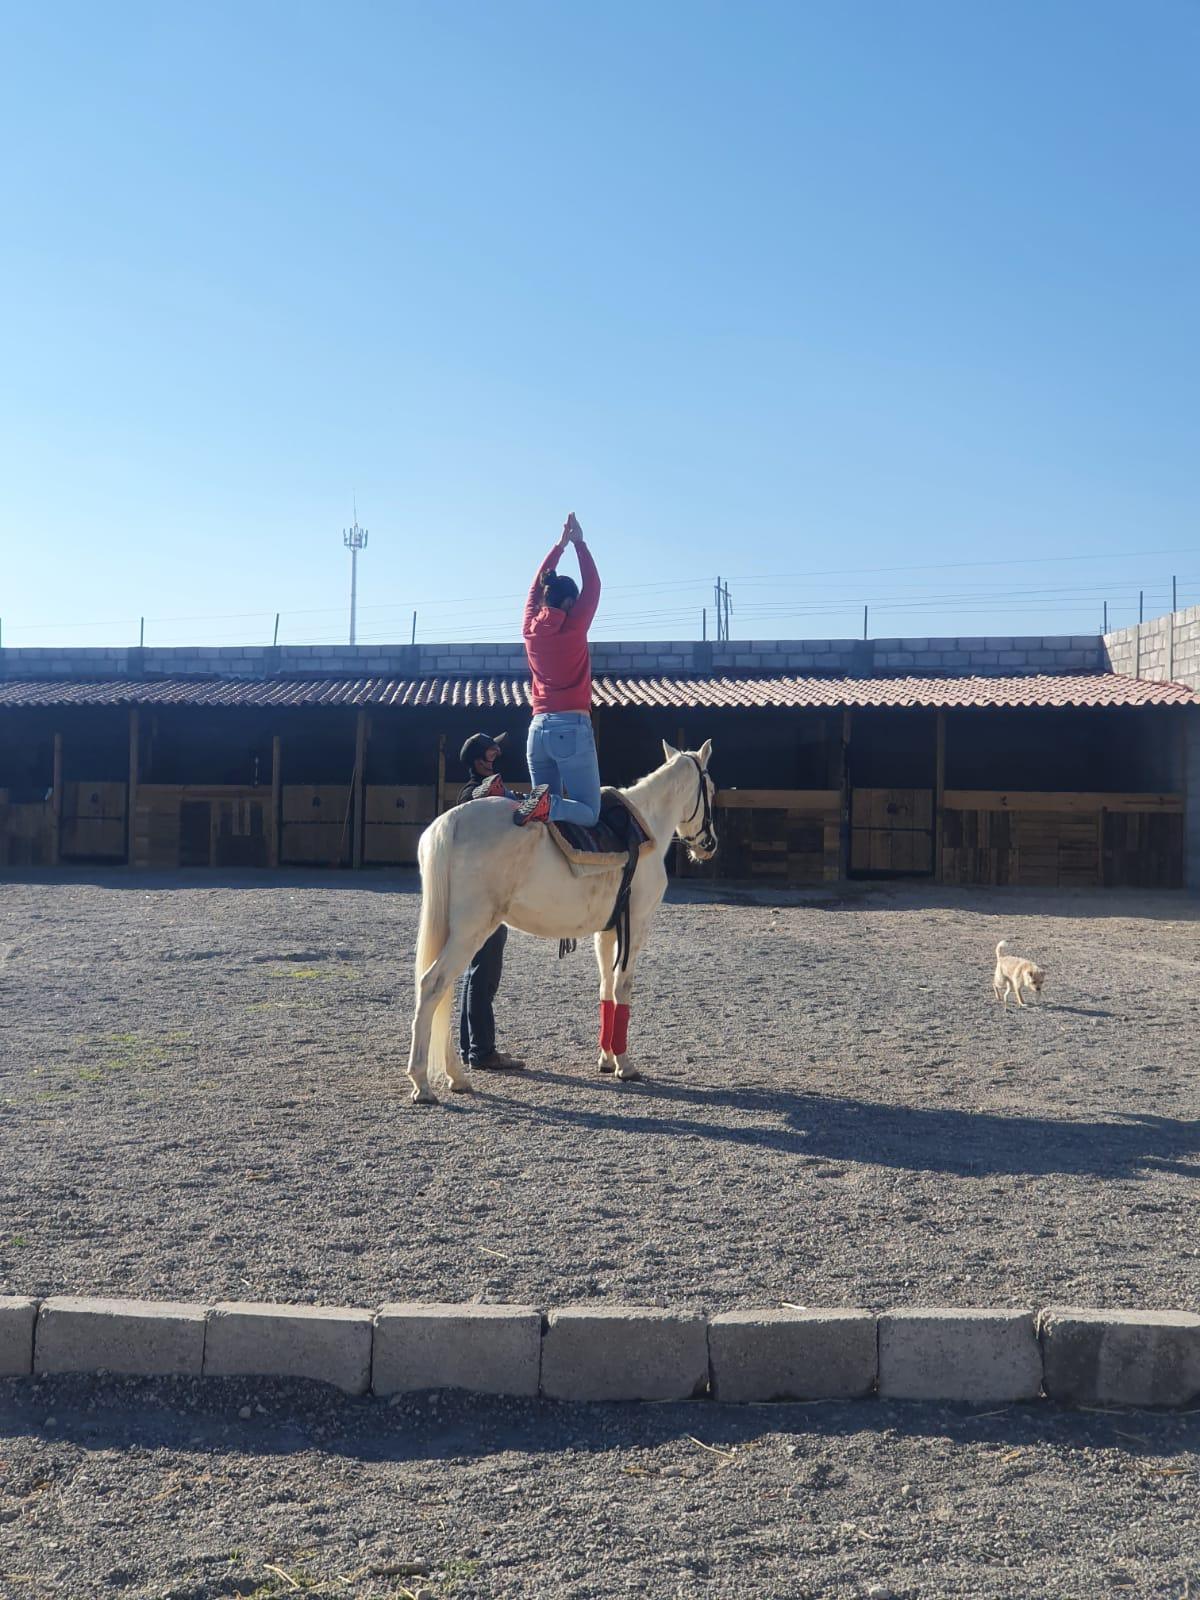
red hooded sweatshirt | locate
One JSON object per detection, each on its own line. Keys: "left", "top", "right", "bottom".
{"left": 522, "top": 540, "right": 601, "bottom": 715}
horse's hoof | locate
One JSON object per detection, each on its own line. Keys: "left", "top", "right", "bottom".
{"left": 614, "top": 1067, "right": 644, "bottom": 1083}
{"left": 449, "top": 1080, "right": 474, "bottom": 1094}
{"left": 410, "top": 1088, "right": 439, "bottom": 1106}
{"left": 598, "top": 1057, "right": 615, "bottom": 1075}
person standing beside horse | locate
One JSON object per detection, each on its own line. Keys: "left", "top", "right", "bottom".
{"left": 454, "top": 732, "right": 524, "bottom": 1072}
{"left": 513, "top": 512, "right": 602, "bottom": 828}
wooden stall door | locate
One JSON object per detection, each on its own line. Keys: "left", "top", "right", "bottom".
{"left": 179, "top": 801, "right": 212, "bottom": 867}
{"left": 281, "top": 785, "right": 352, "bottom": 866}
{"left": 940, "top": 792, "right": 1182, "bottom": 888}
{"left": 213, "top": 798, "right": 270, "bottom": 867}
{"left": 850, "top": 788, "right": 934, "bottom": 876}
{"left": 60, "top": 781, "right": 127, "bottom": 861}
{"left": 364, "top": 784, "right": 437, "bottom": 865}
{"left": 0, "top": 794, "right": 55, "bottom": 866}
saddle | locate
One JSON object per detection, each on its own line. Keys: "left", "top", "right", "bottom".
{"left": 547, "top": 788, "right": 656, "bottom": 971}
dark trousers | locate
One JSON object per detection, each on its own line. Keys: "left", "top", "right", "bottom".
{"left": 459, "top": 925, "right": 507, "bottom": 1065}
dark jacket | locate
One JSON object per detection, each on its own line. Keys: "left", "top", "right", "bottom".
{"left": 459, "top": 768, "right": 505, "bottom": 805}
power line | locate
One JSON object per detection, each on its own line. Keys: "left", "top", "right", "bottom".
{"left": 3, "top": 563, "right": 1190, "bottom": 646}
{"left": 726, "top": 545, "right": 1200, "bottom": 585}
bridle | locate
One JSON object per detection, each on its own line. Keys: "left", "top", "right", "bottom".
{"left": 677, "top": 754, "right": 717, "bottom": 858}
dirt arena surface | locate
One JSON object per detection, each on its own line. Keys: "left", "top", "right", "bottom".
{"left": 1, "top": 870, "right": 1198, "bottom": 1313}
{"left": 0, "top": 1373, "right": 1196, "bottom": 1598}
{"left": 2, "top": 871, "right": 1199, "bottom": 1596}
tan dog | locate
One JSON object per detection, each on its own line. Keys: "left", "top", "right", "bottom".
{"left": 993, "top": 940, "right": 1045, "bottom": 1006}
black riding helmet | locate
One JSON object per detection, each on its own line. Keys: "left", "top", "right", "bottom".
{"left": 459, "top": 731, "right": 509, "bottom": 774}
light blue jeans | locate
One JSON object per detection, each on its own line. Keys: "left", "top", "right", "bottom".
{"left": 527, "top": 712, "right": 602, "bottom": 827}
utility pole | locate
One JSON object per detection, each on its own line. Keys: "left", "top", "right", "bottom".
{"left": 713, "top": 578, "right": 731, "bottom": 642}
{"left": 343, "top": 501, "right": 369, "bottom": 645}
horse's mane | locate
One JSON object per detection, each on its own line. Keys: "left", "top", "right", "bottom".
{"left": 622, "top": 753, "right": 688, "bottom": 806}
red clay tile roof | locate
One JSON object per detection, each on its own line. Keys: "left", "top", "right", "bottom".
{"left": 0, "top": 672, "right": 1194, "bottom": 711}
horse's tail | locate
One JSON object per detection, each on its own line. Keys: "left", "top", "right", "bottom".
{"left": 415, "top": 815, "right": 455, "bottom": 1082}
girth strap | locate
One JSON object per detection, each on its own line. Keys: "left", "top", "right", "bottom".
{"left": 553, "top": 834, "right": 638, "bottom": 970}
{"left": 605, "top": 831, "right": 641, "bottom": 972}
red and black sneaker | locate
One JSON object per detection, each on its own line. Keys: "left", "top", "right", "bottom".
{"left": 472, "top": 774, "right": 506, "bottom": 799}
{"left": 513, "top": 784, "right": 551, "bottom": 827}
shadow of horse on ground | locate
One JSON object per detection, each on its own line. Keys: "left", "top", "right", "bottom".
{"left": 485, "top": 1069, "right": 1200, "bottom": 1181}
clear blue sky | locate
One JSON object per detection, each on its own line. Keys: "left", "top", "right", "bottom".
{"left": 2, "top": 1, "right": 1197, "bottom": 647}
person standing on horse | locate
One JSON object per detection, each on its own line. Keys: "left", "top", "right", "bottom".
{"left": 513, "top": 512, "right": 602, "bottom": 828}
{"left": 455, "top": 732, "right": 524, "bottom": 1072}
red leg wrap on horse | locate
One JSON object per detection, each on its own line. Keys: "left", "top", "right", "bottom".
{"left": 599, "top": 999, "right": 616, "bottom": 1052}
{"left": 612, "top": 1003, "right": 630, "bottom": 1057}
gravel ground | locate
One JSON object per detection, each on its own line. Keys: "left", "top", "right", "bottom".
{"left": 1, "top": 1374, "right": 1198, "bottom": 1597}
{"left": 2, "top": 871, "right": 1199, "bottom": 1597}
{"left": 1, "top": 871, "right": 1197, "bottom": 1312}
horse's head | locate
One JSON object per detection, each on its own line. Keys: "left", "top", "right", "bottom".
{"left": 662, "top": 738, "right": 718, "bottom": 862}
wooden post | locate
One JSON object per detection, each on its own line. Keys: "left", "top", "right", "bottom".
{"left": 934, "top": 709, "right": 946, "bottom": 883}
{"left": 51, "top": 731, "right": 63, "bottom": 866}
{"left": 127, "top": 709, "right": 139, "bottom": 867}
{"left": 270, "top": 734, "right": 282, "bottom": 867}
{"left": 840, "top": 709, "right": 852, "bottom": 879}
{"left": 352, "top": 709, "right": 368, "bottom": 870}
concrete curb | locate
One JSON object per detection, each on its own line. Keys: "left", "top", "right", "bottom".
{"left": 1039, "top": 1306, "right": 1200, "bottom": 1408}
{"left": 541, "top": 1306, "right": 709, "bottom": 1402}
{"left": 879, "top": 1308, "right": 1043, "bottom": 1404}
{"left": 3, "top": 1297, "right": 1199, "bottom": 1409}
{"left": 373, "top": 1303, "right": 542, "bottom": 1397}
{"left": 34, "top": 1296, "right": 206, "bottom": 1377}
{"left": 204, "top": 1302, "right": 374, "bottom": 1395}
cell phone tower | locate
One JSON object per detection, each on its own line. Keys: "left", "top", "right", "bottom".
{"left": 343, "top": 500, "right": 369, "bottom": 645}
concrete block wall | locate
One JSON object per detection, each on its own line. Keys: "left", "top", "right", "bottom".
{"left": 1103, "top": 604, "right": 1200, "bottom": 691}
{"left": 0, "top": 633, "right": 1106, "bottom": 682}
{"left": 1185, "top": 706, "right": 1200, "bottom": 890}
{"left": 1106, "top": 610, "right": 1200, "bottom": 889}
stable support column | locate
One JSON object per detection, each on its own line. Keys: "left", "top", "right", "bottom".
{"left": 270, "top": 734, "right": 282, "bottom": 868}
{"left": 51, "top": 731, "right": 63, "bottom": 867}
{"left": 352, "top": 709, "right": 368, "bottom": 870}
{"left": 934, "top": 709, "right": 946, "bottom": 883}
{"left": 838, "top": 709, "right": 852, "bottom": 879}
{"left": 126, "top": 710, "right": 139, "bottom": 867}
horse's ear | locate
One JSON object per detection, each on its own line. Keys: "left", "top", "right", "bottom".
{"left": 698, "top": 738, "right": 713, "bottom": 768}
{"left": 662, "top": 739, "right": 679, "bottom": 761}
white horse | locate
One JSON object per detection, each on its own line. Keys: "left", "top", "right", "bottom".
{"left": 407, "top": 740, "right": 717, "bottom": 1103}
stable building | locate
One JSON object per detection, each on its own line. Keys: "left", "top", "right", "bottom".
{"left": 2, "top": 620, "right": 1198, "bottom": 889}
